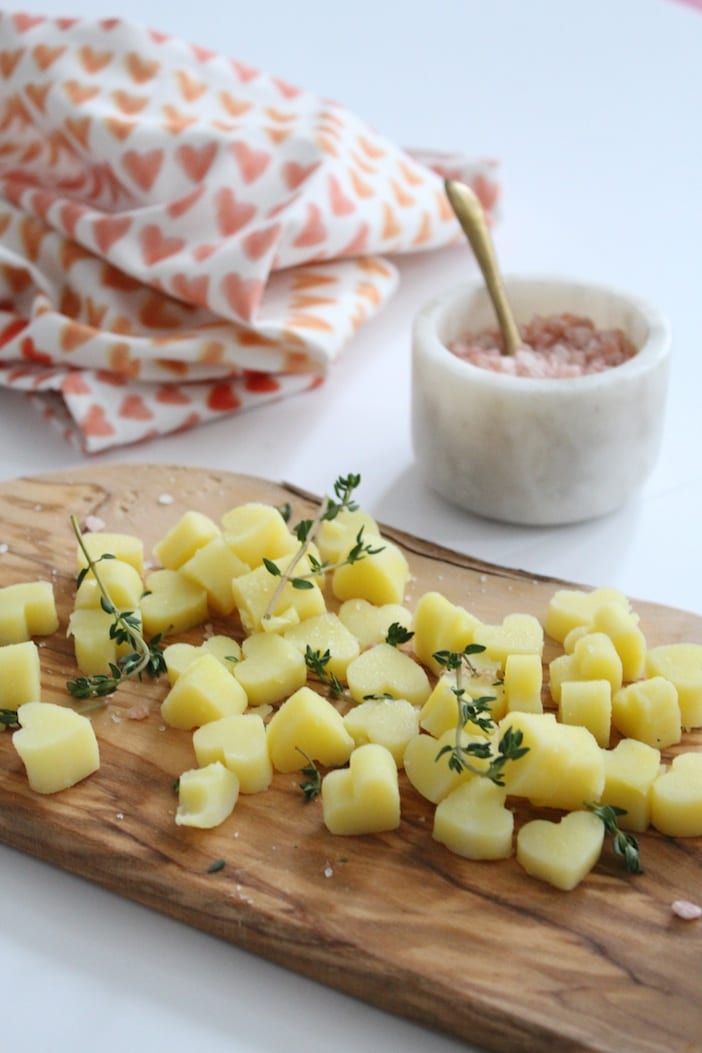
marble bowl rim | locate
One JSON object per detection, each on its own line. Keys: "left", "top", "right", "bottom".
{"left": 412, "top": 274, "right": 672, "bottom": 393}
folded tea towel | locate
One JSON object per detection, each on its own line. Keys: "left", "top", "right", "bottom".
{"left": 0, "top": 12, "right": 498, "bottom": 451}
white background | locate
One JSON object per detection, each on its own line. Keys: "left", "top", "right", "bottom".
{"left": 1, "top": 2, "right": 701, "bottom": 1051}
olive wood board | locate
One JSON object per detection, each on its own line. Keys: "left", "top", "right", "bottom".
{"left": 0, "top": 464, "right": 700, "bottom": 1053}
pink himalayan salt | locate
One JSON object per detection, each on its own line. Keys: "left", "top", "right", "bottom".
{"left": 671, "top": 900, "right": 702, "bottom": 921}
{"left": 450, "top": 313, "right": 637, "bottom": 378}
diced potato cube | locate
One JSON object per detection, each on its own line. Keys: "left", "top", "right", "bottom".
{"left": 473, "top": 613, "right": 543, "bottom": 665}
{"left": 163, "top": 635, "right": 241, "bottom": 684}
{"left": 504, "top": 653, "right": 543, "bottom": 714}
{"left": 140, "top": 569, "right": 208, "bottom": 636}
{"left": 419, "top": 668, "right": 504, "bottom": 738}
{"left": 266, "top": 686, "right": 354, "bottom": 772}
{"left": 600, "top": 738, "right": 661, "bottom": 832}
{"left": 433, "top": 779, "right": 514, "bottom": 860}
{"left": 545, "top": 586, "right": 630, "bottom": 644}
{"left": 589, "top": 602, "right": 646, "bottom": 682}
{"left": 412, "top": 591, "right": 480, "bottom": 675}
{"left": 180, "top": 537, "right": 249, "bottom": 615}
{"left": 343, "top": 698, "right": 418, "bottom": 766}
{"left": 77, "top": 532, "right": 144, "bottom": 575}
{"left": 283, "top": 613, "right": 360, "bottom": 680}
{"left": 231, "top": 554, "right": 326, "bottom": 635}
{"left": 67, "top": 607, "right": 137, "bottom": 675}
{"left": 0, "top": 580, "right": 59, "bottom": 644}
{"left": 192, "top": 713, "right": 272, "bottom": 793}
{"left": 13, "top": 701, "right": 99, "bottom": 794}
{"left": 645, "top": 643, "right": 702, "bottom": 729}
{"left": 549, "top": 632, "right": 623, "bottom": 704}
{"left": 175, "top": 761, "right": 239, "bottom": 829}
{"left": 331, "top": 539, "right": 409, "bottom": 606}
{"left": 316, "top": 507, "right": 379, "bottom": 564}
{"left": 612, "top": 677, "right": 681, "bottom": 748}
{"left": 221, "top": 502, "right": 297, "bottom": 567}
{"left": 153, "top": 510, "right": 220, "bottom": 570}
{"left": 0, "top": 641, "right": 41, "bottom": 709}
{"left": 321, "top": 743, "right": 400, "bottom": 835}
{"left": 499, "top": 712, "right": 605, "bottom": 811}
{"left": 74, "top": 558, "right": 143, "bottom": 611}
{"left": 517, "top": 810, "right": 605, "bottom": 891}
{"left": 650, "top": 753, "right": 702, "bottom": 837}
{"left": 233, "top": 632, "right": 306, "bottom": 707}
{"left": 160, "top": 653, "right": 248, "bottom": 730}
{"left": 346, "top": 642, "right": 430, "bottom": 707}
{"left": 337, "top": 598, "right": 413, "bottom": 651}
{"left": 403, "top": 728, "right": 479, "bottom": 803}
{"left": 559, "top": 679, "right": 612, "bottom": 748}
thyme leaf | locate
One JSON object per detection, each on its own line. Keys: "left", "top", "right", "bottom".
{"left": 587, "top": 802, "right": 643, "bottom": 875}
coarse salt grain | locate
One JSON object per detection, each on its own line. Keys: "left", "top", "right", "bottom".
{"left": 83, "top": 515, "right": 105, "bottom": 532}
{"left": 323, "top": 864, "right": 334, "bottom": 878}
{"left": 158, "top": 493, "right": 174, "bottom": 505}
{"left": 671, "top": 900, "right": 702, "bottom": 921}
{"left": 450, "top": 313, "right": 637, "bottom": 378}
{"left": 0, "top": 543, "right": 8, "bottom": 554}
{"left": 126, "top": 702, "right": 150, "bottom": 721}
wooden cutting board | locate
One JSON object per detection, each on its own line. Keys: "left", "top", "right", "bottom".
{"left": 0, "top": 464, "right": 700, "bottom": 1053}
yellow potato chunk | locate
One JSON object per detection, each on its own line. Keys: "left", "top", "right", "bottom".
{"left": 346, "top": 642, "right": 430, "bottom": 707}
{"left": 589, "top": 602, "right": 646, "bottom": 682}
{"left": 559, "top": 679, "right": 612, "bottom": 748}
{"left": 517, "top": 810, "right": 605, "bottom": 891}
{"left": 160, "top": 653, "right": 248, "bottom": 730}
{"left": 283, "top": 613, "right": 360, "bottom": 680}
{"left": 180, "top": 537, "right": 250, "bottom": 615}
{"left": 77, "top": 532, "right": 144, "bottom": 575}
{"left": 419, "top": 668, "right": 504, "bottom": 738}
{"left": 499, "top": 712, "right": 605, "bottom": 811}
{"left": 13, "top": 701, "right": 99, "bottom": 794}
{"left": 316, "top": 506, "right": 379, "bottom": 564}
{"left": 163, "top": 635, "right": 242, "bottom": 684}
{"left": 221, "top": 502, "right": 296, "bottom": 567}
{"left": 645, "top": 643, "right": 702, "bottom": 729}
{"left": 67, "top": 607, "right": 137, "bottom": 675}
{"left": 192, "top": 713, "right": 272, "bottom": 794}
{"left": 600, "top": 738, "right": 661, "bottom": 832}
{"left": 337, "top": 598, "right": 413, "bottom": 651}
{"left": 140, "top": 569, "right": 208, "bottom": 636}
{"left": 331, "top": 539, "right": 409, "bottom": 606}
{"left": 545, "top": 586, "right": 630, "bottom": 644}
{"left": 612, "top": 677, "right": 681, "bottom": 748}
{"left": 549, "top": 632, "right": 623, "bottom": 705}
{"left": 343, "top": 698, "right": 419, "bottom": 766}
{"left": 412, "top": 591, "right": 479, "bottom": 675}
{"left": 266, "top": 686, "right": 355, "bottom": 772}
{"left": 0, "top": 580, "right": 59, "bottom": 644}
{"left": 0, "top": 641, "right": 41, "bottom": 709}
{"left": 74, "top": 559, "right": 143, "bottom": 612}
{"left": 650, "top": 753, "right": 702, "bottom": 837}
{"left": 321, "top": 743, "right": 400, "bottom": 835}
{"left": 233, "top": 632, "right": 306, "bottom": 707}
{"left": 231, "top": 554, "right": 326, "bottom": 635}
{"left": 433, "top": 779, "right": 514, "bottom": 861}
{"left": 403, "top": 729, "right": 479, "bottom": 803}
{"left": 504, "top": 653, "right": 543, "bottom": 714}
{"left": 175, "top": 761, "right": 239, "bottom": 829}
{"left": 473, "top": 613, "right": 543, "bottom": 665}
{"left": 153, "top": 510, "right": 220, "bottom": 570}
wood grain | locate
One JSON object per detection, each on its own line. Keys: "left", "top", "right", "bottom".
{"left": 0, "top": 464, "right": 700, "bottom": 1053}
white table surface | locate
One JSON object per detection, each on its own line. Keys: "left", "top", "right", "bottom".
{"left": 1, "top": 1, "right": 701, "bottom": 1050}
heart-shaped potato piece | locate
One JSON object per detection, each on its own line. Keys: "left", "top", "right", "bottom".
{"left": 322, "top": 743, "right": 400, "bottom": 835}
{"left": 517, "top": 810, "right": 604, "bottom": 890}
{"left": 13, "top": 701, "right": 99, "bottom": 794}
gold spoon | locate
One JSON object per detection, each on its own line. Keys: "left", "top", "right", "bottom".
{"left": 444, "top": 179, "right": 521, "bottom": 356}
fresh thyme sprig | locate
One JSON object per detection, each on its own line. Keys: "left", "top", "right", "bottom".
{"left": 385, "top": 622, "right": 414, "bottom": 647}
{"left": 66, "top": 515, "right": 167, "bottom": 700}
{"left": 433, "top": 645, "right": 529, "bottom": 785}
{"left": 304, "top": 646, "right": 349, "bottom": 701}
{"left": 296, "top": 747, "right": 322, "bottom": 801}
{"left": 586, "top": 802, "right": 643, "bottom": 875}
{"left": 0, "top": 708, "right": 19, "bottom": 729}
{"left": 262, "top": 474, "right": 383, "bottom": 622}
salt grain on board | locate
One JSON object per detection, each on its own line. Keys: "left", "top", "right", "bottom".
{"left": 83, "top": 515, "right": 106, "bottom": 532}
{"left": 451, "top": 313, "right": 637, "bottom": 378}
{"left": 671, "top": 900, "right": 702, "bottom": 920}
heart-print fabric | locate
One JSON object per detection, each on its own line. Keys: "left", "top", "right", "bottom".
{"left": 0, "top": 12, "right": 498, "bottom": 451}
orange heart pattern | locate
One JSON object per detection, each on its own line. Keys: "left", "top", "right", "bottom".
{"left": 0, "top": 14, "right": 498, "bottom": 451}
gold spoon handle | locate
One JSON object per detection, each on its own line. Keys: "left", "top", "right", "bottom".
{"left": 444, "top": 179, "right": 521, "bottom": 356}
